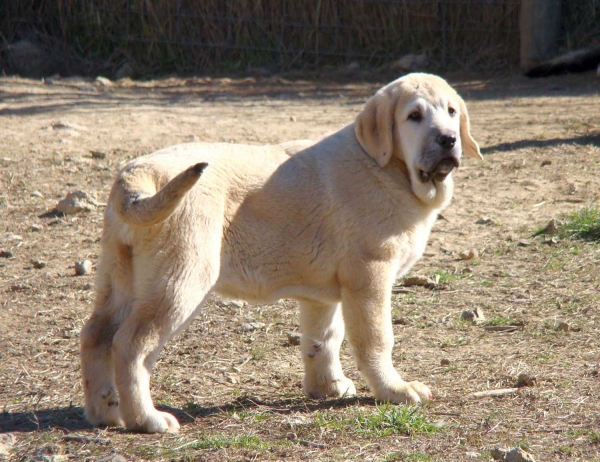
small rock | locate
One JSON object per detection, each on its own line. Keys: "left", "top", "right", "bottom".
{"left": 537, "top": 219, "right": 558, "bottom": 235}
{"left": 75, "top": 260, "right": 92, "bottom": 275}
{"left": 240, "top": 322, "right": 265, "bottom": 332}
{"left": 462, "top": 267, "right": 473, "bottom": 274}
{"left": 32, "top": 260, "right": 47, "bottom": 269}
{"left": 516, "top": 372, "right": 536, "bottom": 387}
{"left": 475, "top": 217, "right": 494, "bottom": 225}
{"left": 289, "top": 116, "right": 297, "bottom": 122}
{"left": 90, "top": 150, "right": 107, "bottom": 159}
{"left": 390, "top": 53, "right": 428, "bottom": 72}
{"left": 83, "top": 282, "right": 95, "bottom": 290}
{"left": 556, "top": 321, "right": 569, "bottom": 332}
{"left": 490, "top": 447, "right": 508, "bottom": 460}
{"left": 217, "top": 299, "right": 246, "bottom": 309}
{"left": 97, "top": 455, "right": 128, "bottom": 462}
{"left": 0, "top": 250, "right": 14, "bottom": 258}
{"left": 517, "top": 239, "right": 532, "bottom": 247}
{"left": 6, "top": 234, "right": 23, "bottom": 241}
{"left": 542, "top": 236, "right": 560, "bottom": 245}
{"left": 29, "top": 224, "right": 43, "bottom": 232}
{"left": 342, "top": 61, "right": 360, "bottom": 73}
{"left": 94, "top": 76, "right": 113, "bottom": 87}
{"left": 402, "top": 275, "right": 435, "bottom": 287}
{"left": 504, "top": 447, "right": 536, "bottom": 462}
{"left": 458, "top": 250, "right": 478, "bottom": 260}
{"left": 115, "top": 62, "right": 135, "bottom": 80}
{"left": 440, "top": 358, "right": 451, "bottom": 366}
{"left": 287, "top": 332, "right": 301, "bottom": 346}
{"left": 31, "top": 190, "right": 44, "bottom": 198}
{"left": 0, "top": 433, "right": 15, "bottom": 456}
{"left": 540, "top": 160, "right": 552, "bottom": 167}
{"left": 56, "top": 191, "right": 98, "bottom": 215}
{"left": 460, "top": 307, "right": 485, "bottom": 323}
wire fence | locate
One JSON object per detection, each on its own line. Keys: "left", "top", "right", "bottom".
{"left": 2, "top": 0, "right": 598, "bottom": 75}
{"left": 85, "top": 0, "right": 522, "bottom": 72}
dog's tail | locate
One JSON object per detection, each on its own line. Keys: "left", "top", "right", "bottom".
{"left": 112, "top": 162, "right": 208, "bottom": 227}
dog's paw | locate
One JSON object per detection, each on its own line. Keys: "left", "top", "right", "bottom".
{"left": 84, "top": 387, "right": 125, "bottom": 428}
{"left": 373, "top": 380, "right": 431, "bottom": 404}
{"left": 304, "top": 376, "right": 356, "bottom": 399}
{"left": 132, "top": 410, "right": 180, "bottom": 433}
{"left": 407, "top": 381, "right": 432, "bottom": 401}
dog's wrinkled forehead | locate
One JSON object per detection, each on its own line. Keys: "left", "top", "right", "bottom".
{"left": 393, "top": 77, "right": 459, "bottom": 116}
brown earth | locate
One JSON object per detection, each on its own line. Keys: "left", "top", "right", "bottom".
{"left": 0, "top": 71, "right": 599, "bottom": 461}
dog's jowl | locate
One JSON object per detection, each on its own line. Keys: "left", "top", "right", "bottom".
{"left": 80, "top": 73, "right": 482, "bottom": 433}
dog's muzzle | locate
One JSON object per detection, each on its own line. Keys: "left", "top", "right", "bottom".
{"left": 418, "top": 155, "right": 460, "bottom": 183}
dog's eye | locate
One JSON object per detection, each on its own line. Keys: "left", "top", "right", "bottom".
{"left": 448, "top": 107, "right": 456, "bottom": 117}
{"left": 408, "top": 111, "right": 422, "bottom": 122}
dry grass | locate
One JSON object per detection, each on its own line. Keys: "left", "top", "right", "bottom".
{"left": 0, "top": 71, "right": 599, "bottom": 461}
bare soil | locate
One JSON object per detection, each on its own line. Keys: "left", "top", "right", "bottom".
{"left": 0, "top": 71, "right": 599, "bottom": 461}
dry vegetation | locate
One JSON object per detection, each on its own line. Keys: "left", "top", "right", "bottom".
{"left": 0, "top": 71, "right": 599, "bottom": 461}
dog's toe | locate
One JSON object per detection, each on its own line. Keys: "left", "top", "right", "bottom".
{"left": 137, "top": 410, "right": 180, "bottom": 433}
{"left": 407, "top": 381, "right": 432, "bottom": 401}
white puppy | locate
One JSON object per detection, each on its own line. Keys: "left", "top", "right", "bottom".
{"left": 80, "top": 73, "right": 482, "bottom": 433}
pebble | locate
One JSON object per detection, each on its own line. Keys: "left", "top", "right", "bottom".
{"left": 90, "top": 150, "right": 107, "bottom": 159}
{"left": 440, "top": 358, "right": 451, "bottom": 366}
{"left": 475, "top": 217, "right": 494, "bottom": 225}
{"left": 31, "top": 190, "right": 44, "bottom": 198}
{"left": 240, "top": 322, "right": 265, "bottom": 332}
{"left": 490, "top": 447, "right": 536, "bottom": 462}
{"left": 94, "top": 76, "right": 113, "bottom": 87}
{"left": 402, "top": 275, "right": 435, "bottom": 287}
{"left": 217, "top": 299, "right": 246, "bottom": 309}
{"left": 556, "top": 321, "right": 569, "bottom": 332}
{"left": 56, "top": 191, "right": 98, "bottom": 215}
{"left": 29, "top": 224, "right": 43, "bottom": 232}
{"left": 460, "top": 307, "right": 485, "bottom": 323}
{"left": 287, "top": 332, "right": 301, "bottom": 346}
{"left": 74, "top": 260, "right": 92, "bottom": 275}
{"left": 32, "top": 260, "right": 47, "bottom": 269}
{"left": 0, "top": 433, "right": 15, "bottom": 456}
{"left": 0, "top": 250, "right": 14, "bottom": 258}
{"left": 537, "top": 218, "right": 558, "bottom": 235}
{"left": 516, "top": 372, "right": 536, "bottom": 387}
{"left": 289, "top": 116, "right": 297, "bottom": 122}
{"left": 458, "top": 250, "right": 478, "bottom": 260}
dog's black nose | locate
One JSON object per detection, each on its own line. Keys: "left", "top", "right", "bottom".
{"left": 437, "top": 134, "right": 456, "bottom": 150}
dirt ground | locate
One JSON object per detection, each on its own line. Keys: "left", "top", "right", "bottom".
{"left": 0, "top": 71, "right": 599, "bottom": 462}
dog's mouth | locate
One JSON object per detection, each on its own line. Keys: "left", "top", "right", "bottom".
{"left": 418, "top": 157, "right": 460, "bottom": 183}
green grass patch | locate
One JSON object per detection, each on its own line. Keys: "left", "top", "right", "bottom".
{"left": 316, "top": 404, "right": 440, "bottom": 438}
{"left": 558, "top": 206, "right": 600, "bottom": 241}
{"left": 484, "top": 315, "right": 518, "bottom": 327}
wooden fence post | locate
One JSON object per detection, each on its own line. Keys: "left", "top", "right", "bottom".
{"left": 519, "top": 0, "right": 562, "bottom": 70}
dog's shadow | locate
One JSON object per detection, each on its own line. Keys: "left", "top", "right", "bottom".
{"left": 0, "top": 395, "right": 373, "bottom": 433}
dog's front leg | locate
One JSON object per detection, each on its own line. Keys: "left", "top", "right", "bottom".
{"left": 299, "top": 300, "right": 356, "bottom": 399}
{"left": 340, "top": 265, "right": 431, "bottom": 404}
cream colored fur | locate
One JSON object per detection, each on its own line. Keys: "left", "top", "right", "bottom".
{"left": 80, "top": 73, "right": 482, "bottom": 433}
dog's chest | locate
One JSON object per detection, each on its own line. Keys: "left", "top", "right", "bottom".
{"left": 394, "top": 216, "right": 436, "bottom": 278}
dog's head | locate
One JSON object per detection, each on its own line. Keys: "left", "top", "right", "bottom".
{"left": 355, "top": 73, "right": 482, "bottom": 203}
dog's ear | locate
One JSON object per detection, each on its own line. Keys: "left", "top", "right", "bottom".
{"left": 355, "top": 89, "right": 397, "bottom": 168}
{"left": 458, "top": 98, "right": 483, "bottom": 160}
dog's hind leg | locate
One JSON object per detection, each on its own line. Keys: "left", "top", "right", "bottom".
{"left": 111, "top": 258, "right": 216, "bottom": 433}
{"left": 299, "top": 300, "right": 356, "bottom": 399}
{"left": 80, "top": 271, "right": 128, "bottom": 428}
